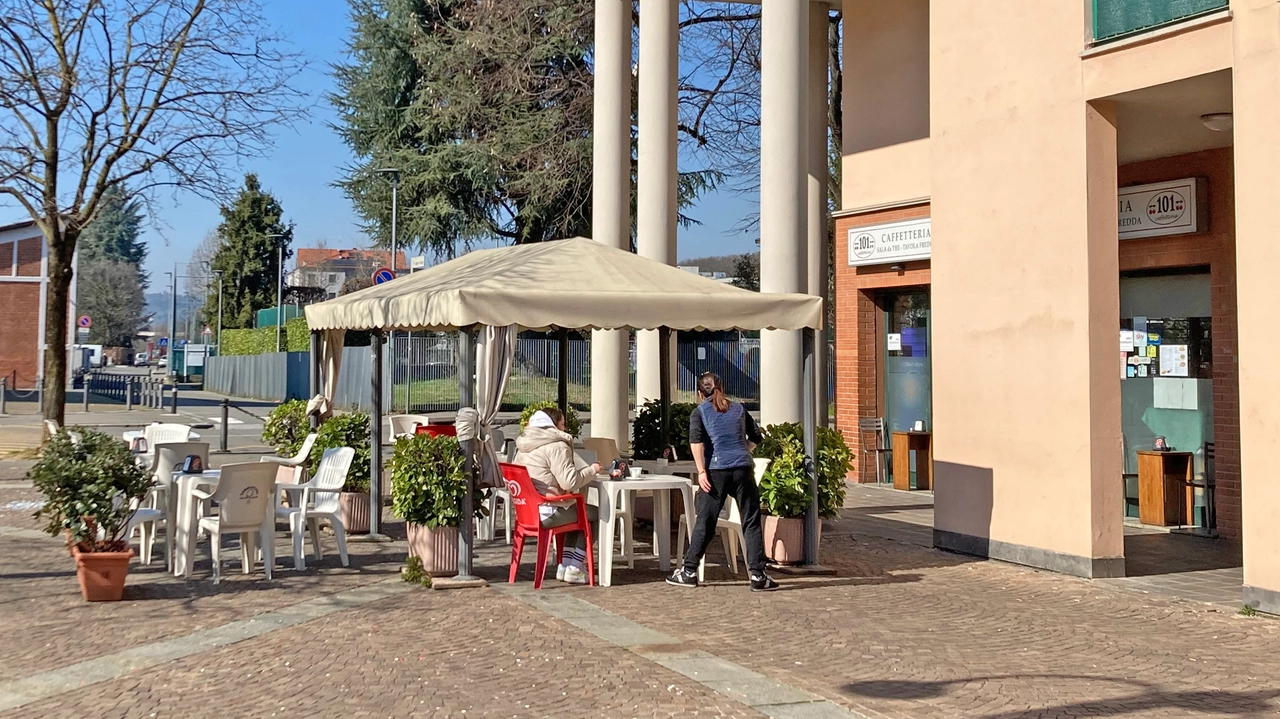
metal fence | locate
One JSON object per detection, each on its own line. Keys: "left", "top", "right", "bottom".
{"left": 205, "top": 352, "right": 310, "bottom": 402}
{"left": 211, "top": 332, "right": 833, "bottom": 416}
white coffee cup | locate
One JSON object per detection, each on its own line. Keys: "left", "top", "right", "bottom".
{"left": 655, "top": 458, "right": 669, "bottom": 470}
{"left": 628, "top": 466, "right": 643, "bottom": 478}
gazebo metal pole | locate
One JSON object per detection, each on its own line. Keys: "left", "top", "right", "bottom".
{"left": 457, "top": 326, "right": 478, "bottom": 579}
{"left": 659, "top": 327, "right": 672, "bottom": 451}
{"left": 557, "top": 328, "right": 569, "bottom": 416}
{"left": 309, "top": 331, "right": 320, "bottom": 430}
{"left": 802, "top": 327, "right": 820, "bottom": 566}
{"left": 369, "top": 330, "right": 385, "bottom": 537}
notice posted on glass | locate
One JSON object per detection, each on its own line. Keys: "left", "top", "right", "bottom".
{"left": 1158, "top": 344, "right": 1189, "bottom": 377}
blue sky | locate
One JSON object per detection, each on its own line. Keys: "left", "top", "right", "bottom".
{"left": 3, "top": 0, "right": 761, "bottom": 284}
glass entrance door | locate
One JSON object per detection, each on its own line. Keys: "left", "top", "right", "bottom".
{"left": 1119, "top": 272, "right": 1214, "bottom": 527}
{"left": 883, "top": 291, "right": 932, "bottom": 485}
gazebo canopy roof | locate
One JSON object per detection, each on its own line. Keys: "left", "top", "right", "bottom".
{"left": 304, "top": 237, "right": 823, "bottom": 332}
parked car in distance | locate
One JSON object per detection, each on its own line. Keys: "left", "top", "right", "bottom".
{"left": 157, "top": 358, "right": 168, "bottom": 368}
{"left": 134, "top": 352, "right": 148, "bottom": 366}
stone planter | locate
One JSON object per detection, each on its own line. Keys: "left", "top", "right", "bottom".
{"left": 72, "top": 544, "right": 134, "bottom": 601}
{"left": 339, "top": 492, "right": 371, "bottom": 534}
{"left": 763, "top": 515, "right": 821, "bottom": 565}
{"left": 406, "top": 523, "right": 459, "bottom": 577}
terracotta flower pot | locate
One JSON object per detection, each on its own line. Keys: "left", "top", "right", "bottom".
{"left": 406, "top": 523, "right": 459, "bottom": 577}
{"left": 339, "top": 492, "right": 371, "bottom": 534}
{"left": 762, "top": 515, "right": 816, "bottom": 565}
{"left": 72, "top": 545, "right": 134, "bottom": 602}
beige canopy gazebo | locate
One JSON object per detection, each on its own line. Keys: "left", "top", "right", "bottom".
{"left": 304, "top": 237, "right": 825, "bottom": 579}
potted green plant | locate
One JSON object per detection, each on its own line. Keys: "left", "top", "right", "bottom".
{"left": 262, "top": 399, "right": 309, "bottom": 457}
{"left": 519, "top": 401, "right": 581, "bottom": 438}
{"left": 631, "top": 399, "right": 699, "bottom": 460}
{"left": 753, "top": 423, "right": 853, "bottom": 563}
{"left": 30, "top": 429, "right": 152, "bottom": 601}
{"left": 755, "top": 434, "right": 811, "bottom": 564}
{"left": 312, "top": 411, "right": 373, "bottom": 533}
{"left": 390, "top": 432, "right": 484, "bottom": 576}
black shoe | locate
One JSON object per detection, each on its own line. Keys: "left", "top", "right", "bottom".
{"left": 666, "top": 568, "right": 699, "bottom": 588}
{"left": 750, "top": 572, "right": 779, "bottom": 592}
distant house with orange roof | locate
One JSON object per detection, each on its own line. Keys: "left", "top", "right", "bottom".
{"left": 287, "top": 248, "right": 406, "bottom": 299}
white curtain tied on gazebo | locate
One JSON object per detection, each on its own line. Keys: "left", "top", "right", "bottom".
{"left": 474, "top": 325, "right": 516, "bottom": 488}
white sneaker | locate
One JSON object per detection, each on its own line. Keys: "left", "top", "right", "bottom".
{"left": 562, "top": 565, "right": 588, "bottom": 585}
{"left": 556, "top": 563, "right": 566, "bottom": 582}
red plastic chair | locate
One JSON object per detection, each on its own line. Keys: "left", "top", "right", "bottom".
{"left": 501, "top": 462, "right": 595, "bottom": 589}
{"left": 415, "top": 424, "right": 457, "bottom": 438}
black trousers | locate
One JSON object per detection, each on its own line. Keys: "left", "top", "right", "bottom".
{"left": 682, "top": 465, "right": 766, "bottom": 574}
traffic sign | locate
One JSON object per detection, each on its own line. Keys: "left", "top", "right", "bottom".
{"left": 77, "top": 315, "right": 91, "bottom": 328}
{"left": 202, "top": 325, "right": 213, "bottom": 336}
{"left": 158, "top": 338, "right": 169, "bottom": 347}
{"left": 410, "top": 255, "right": 426, "bottom": 270}
{"left": 373, "top": 267, "right": 395, "bottom": 284}
{"left": 76, "top": 327, "right": 90, "bottom": 341}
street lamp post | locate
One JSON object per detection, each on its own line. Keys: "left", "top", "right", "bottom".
{"left": 166, "top": 268, "right": 176, "bottom": 379}
{"left": 214, "top": 270, "right": 224, "bottom": 352}
{"left": 267, "top": 233, "right": 286, "bottom": 353}
{"left": 375, "top": 168, "right": 401, "bottom": 408}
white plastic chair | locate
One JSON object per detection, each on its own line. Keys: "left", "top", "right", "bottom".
{"left": 260, "top": 432, "right": 318, "bottom": 468}
{"left": 150, "top": 441, "right": 210, "bottom": 508}
{"left": 128, "top": 506, "right": 167, "bottom": 567}
{"left": 136, "top": 423, "right": 195, "bottom": 468}
{"left": 193, "top": 462, "right": 277, "bottom": 582}
{"left": 676, "top": 458, "right": 770, "bottom": 580}
{"left": 389, "top": 414, "right": 432, "bottom": 438}
{"left": 275, "top": 447, "right": 354, "bottom": 571}
{"left": 480, "top": 429, "right": 514, "bottom": 543}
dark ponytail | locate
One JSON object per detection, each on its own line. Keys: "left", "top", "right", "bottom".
{"left": 697, "top": 372, "right": 730, "bottom": 412}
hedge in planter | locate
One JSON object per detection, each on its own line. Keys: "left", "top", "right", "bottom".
{"left": 390, "top": 433, "right": 486, "bottom": 575}
{"left": 753, "top": 422, "right": 852, "bottom": 519}
{"left": 519, "top": 401, "right": 581, "bottom": 438}
{"left": 313, "top": 411, "right": 372, "bottom": 494}
{"left": 262, "top": 399, "right": 309, "bottom": 457}
{"left": 30, "top": 429, "right": 153, "bottom": 600}
{"left": 631, "top": 399, "right": 698, "bottom": 460}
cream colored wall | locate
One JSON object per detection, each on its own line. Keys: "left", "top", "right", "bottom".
{"left": 1232, "top": 0, "right": 1280, "bottom": 597}
{"left": 1082, "top": 14, "right": 1233, "bottom": 99}
{"left": 930, "top": 0, "right": 1122, "bottom": 563}
{"left": 841, "top": 0, "right": 929, "bottom": 210}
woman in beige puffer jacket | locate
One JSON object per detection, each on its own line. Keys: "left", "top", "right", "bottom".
{"left": 514, "top": 408, "right": 602, "bottom": 584}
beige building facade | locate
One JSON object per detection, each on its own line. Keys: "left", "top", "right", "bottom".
{"left": 834, "top": 0, "right": 1280, "bottom": 611}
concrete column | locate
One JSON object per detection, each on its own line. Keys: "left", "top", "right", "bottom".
{"left": 759, "top": 0, "right": 809, "bottom": 425}
{"left": 591, "top": 0, "right": 633, "bottom": 448}
{"left": 635, "top": 0, "right": 680, "bottom": 407}
{"left": 1234, "top": 0, "right": 1280, "bottom": 614}
{"left": 807, "top": 2, "right": 830, "bottom": 426}
{"left": 1082, "top": 100, "right": 1125, "bottom": 571}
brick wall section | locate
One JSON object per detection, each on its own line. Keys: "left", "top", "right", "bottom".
{"left": 0, "top": 242, "right": 12, "bottom": 275}
{"left": 0, "top": 283, "right": 42, "bottom": 389}
{"left": 15, "top": 238, "right": 41, "bottom": 276}
{"left": 1118, "top": 148, "right": 1239, "bottom": 540}
{"left": 834, "top": 203, "right": 932, "bottom": 482}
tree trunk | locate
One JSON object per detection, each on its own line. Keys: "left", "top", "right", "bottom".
{"left": 41, "top": 226, "right": 75, "bottom": 426}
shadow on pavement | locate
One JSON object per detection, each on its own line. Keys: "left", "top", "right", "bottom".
{"left": 843, "top": 676, "right": 1280, "bottom": 717}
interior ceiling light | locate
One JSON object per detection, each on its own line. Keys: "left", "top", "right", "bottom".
{"left": 1200, "top": 113, "right": 1233, "bottom": 132}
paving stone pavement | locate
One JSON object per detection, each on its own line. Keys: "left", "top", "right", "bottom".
{"left": 3, "top": 486, "right": 1280, "bottom": 717}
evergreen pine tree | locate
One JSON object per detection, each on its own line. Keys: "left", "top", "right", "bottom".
{"left": 203, "top": 174, "right": 294, "bottom": 329}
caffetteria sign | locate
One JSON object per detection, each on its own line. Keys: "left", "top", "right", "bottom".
{"left": 1118, "top": 178, "right": 1203, "bottom": 240}
{"left": 847, "top": 217, "right": 931, "bottom": 267}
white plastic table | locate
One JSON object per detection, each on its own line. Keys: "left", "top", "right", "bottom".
{"left": 631, "top": 459, "right": 697, "bottom": 476}
{"left": 170, "top": 469, "right": 276, "bottom": 579}
{"left": 590, "top": 475, "right": 695, "bottom": 587}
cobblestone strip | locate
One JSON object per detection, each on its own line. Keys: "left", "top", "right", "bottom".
{"left": 496, "top": 584, "right": 873, "bottom": 719}
{"left": 0, "top": 579, "right": 411, "bottom": 712}
{"left": 0, "top": 526, "right": 50, "bottom": 541}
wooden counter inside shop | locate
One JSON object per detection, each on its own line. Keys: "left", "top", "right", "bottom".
{"left": 1137, "top": 451, "right": 1193, "bottom": 526}
{"left": 891, "top": 431, "right": 932, "bottom": 491}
